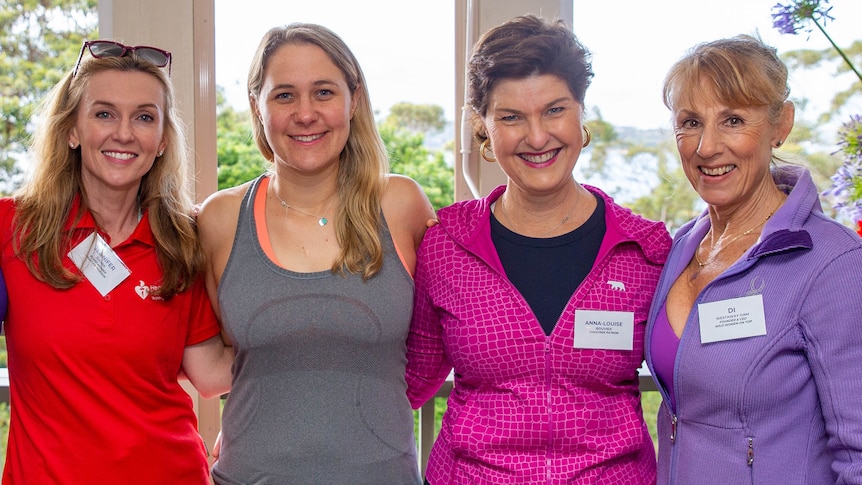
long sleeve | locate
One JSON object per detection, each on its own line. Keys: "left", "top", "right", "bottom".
{"left": 802, "top": 247, "right": 862, "bottom": 483}
{"left": 405, "top": 236, "right": 452, "bottom": 409}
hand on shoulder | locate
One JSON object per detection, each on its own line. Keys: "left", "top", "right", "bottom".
{"left": 381, "top": 175, "right": 436, "bottom": 275}
{"left": 197, "top": 183, "right": 250, "bottom": 245}
{"left": 197, "top": 182, "right": 254, "bottom": 304}
{"left": 382, "top": 174, "right": 436, "bottom": 248}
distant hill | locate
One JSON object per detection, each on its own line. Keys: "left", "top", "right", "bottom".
{"left": 613, "top": 126, "right": 673, "bottom": 146}
{"left": 425, "top": 122, "right": 673, "bottom": 151}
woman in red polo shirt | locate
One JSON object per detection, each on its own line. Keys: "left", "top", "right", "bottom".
{"left": 0, "top": 40, "right": 233, "bottom": 484}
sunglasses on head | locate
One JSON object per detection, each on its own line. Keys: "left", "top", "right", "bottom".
{"left": 73, "top": 40, "right": 172, "bottom": 77}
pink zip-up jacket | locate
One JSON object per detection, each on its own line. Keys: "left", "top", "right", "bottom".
{"left": 407, "top": 185, "right": 670, "bottom": 484}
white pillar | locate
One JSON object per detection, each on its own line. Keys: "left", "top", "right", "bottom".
{"left": 454, "top": 0, "right": 573, "bottom": 200}
{"left": 98, "top": 0, "right": 218, "bottom": 203}
{"left": 98, "top": 0, "right": 221, "bottom": 461}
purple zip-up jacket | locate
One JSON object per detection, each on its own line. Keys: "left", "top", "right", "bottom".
{"left": 645, "top": 166, "right": 862, "bottom": 484}
{"left": 407, "top": 184, "right": 670, "bottom": 484}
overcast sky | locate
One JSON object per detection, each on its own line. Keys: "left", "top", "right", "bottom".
{"left": 214, "top": 0, "right": 862, "bottom": 130}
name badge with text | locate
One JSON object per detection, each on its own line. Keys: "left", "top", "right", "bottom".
{"left": 698, "top": 295, "right": 767, "bottom": 344}
{"left": 574, "top": 310, "right": 634, "bottom": 350}
{"left": 68, "top": 232, "right": 131, "bottom": 297}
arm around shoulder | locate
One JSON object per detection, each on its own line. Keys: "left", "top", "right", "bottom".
{"left": 197, "top": 184, "right": 248, "bottom": 319}
{"left": 182, "top": 334, "right": 234, "bottom": 399}
{"left": 183, "top": 186, "right": 248, "bottom": 399}
{"left": 197, "top": 185, "right": 247, "bottom": 263}
{"left": 382, "top": 174, "right": 436, "bottom": 272}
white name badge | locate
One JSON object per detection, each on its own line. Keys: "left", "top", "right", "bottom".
{"left": 67, "top": 232, "right": 131, "bottom": 297}
{"left": 574, "top": 310, "right": 634, "bottom": 350}
{"left": 698, "top": 295, "right": 767, "bottom": 344}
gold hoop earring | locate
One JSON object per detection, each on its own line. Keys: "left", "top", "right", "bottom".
{"left": 582, "top": 125, "right": 592, "bottom": 148}
{"left": 479, "top": 139, "right": 496, "bottom": 163}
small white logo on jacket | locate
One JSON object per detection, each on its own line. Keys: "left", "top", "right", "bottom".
{"left": 607, "top": 280, "right": 626, "bottom": 291}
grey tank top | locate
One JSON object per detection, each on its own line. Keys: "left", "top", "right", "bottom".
{"left": 211, "top": 175, "right": 420, "bottom": 484}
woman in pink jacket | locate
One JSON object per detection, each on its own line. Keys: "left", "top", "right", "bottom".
{"left": 406, "top": 15, "right": 670, "bottom": 485}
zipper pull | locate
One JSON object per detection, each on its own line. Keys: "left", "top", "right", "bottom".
{"left": 670, "top": 414, "right": 678, "bottom": 443}
{"left": 747, "top": 438, "right": 754, "bottom": 466}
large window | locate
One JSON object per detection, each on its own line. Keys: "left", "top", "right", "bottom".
{"left": 216, "top": 1, "right": 860, "bottom": 134}
{"left": 214, "top": 1, "right": 455, "bottom": 122}
{"left": 213, "top": 0, "right": 861, "bottom": 222}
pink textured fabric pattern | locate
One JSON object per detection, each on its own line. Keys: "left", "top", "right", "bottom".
{"left": 407, "top": 185, "right": 670, "bottom": 484}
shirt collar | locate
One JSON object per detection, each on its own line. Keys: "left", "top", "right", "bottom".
{"left": 62, "top": 194, "right": 155, "bottom": 248}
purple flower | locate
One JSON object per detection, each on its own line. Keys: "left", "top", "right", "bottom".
{"left": 837, "top": 114, "right": 862, "bottom": 153}
{"left": 823, "top": 115, "right": 862, "bottom": 221}
{"left": 771, "top": 0, "right": 834, "bottom": 35}
{"left": 775, "top": 1, "right": 862, "bottom": 224}
{"left": 772, "top": 4, "right": 802, "bottom": 34}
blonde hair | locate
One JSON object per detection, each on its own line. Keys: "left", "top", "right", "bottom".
{"left": 247, "top": 23, "right": 388, "bottom": 279}
{"left": 663, "top": 34, "right": 790, "bottom": 124}
{"left": 14, "top": 53, "right": 201, "bottom": 299}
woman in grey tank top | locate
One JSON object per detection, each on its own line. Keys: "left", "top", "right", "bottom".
{"left": 197, "top": 23, "right": 435, "bottom": 484}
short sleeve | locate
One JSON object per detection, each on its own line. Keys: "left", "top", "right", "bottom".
{"left": 184, "top": 276, "right": 220, "bottom": 346}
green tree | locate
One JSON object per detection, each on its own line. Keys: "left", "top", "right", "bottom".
{"left": 625, "top": 140, "right": 701, "bottom": 233}
{"left": 581, "top": 108, "right": 619, "bottom": 179}
{"left": 215, "top": 89, "right": 268, "bottom": 189}
{"left": 581, "top": 80, "right": 847, "bottom": 230}
{"left": 0, "top": 0, "right": 98, "bottom": 192}
{"left": 577, "top": 107, "right": 701, "bottom": 229}
{"left": 385, "top": 102, "right": 446, "bottom": 134}
{"left": 379, "top": 102, "right": 454, "bottom": 210}
{"left": 782, "top": 41, "right": 862, "bottom": 123}
{"left": 780, "top": 112, "right": 844, "bottom": 218}
{"left": 379, "top": 123, "right": 453, "bottom": 211}
{"left": 214, "top": 98, "right": 455, "bottom": 210}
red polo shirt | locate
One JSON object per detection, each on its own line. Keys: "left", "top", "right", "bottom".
{"left": 0, "top": 197, "right": 219, "bottom": 484}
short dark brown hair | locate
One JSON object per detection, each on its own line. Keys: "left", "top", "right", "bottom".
{"left": 467, "top": 14, "right": 593, "bottom": 143}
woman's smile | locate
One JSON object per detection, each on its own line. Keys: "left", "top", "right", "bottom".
{"left": 520, "top": 148, "right": 561, "bottom": 165}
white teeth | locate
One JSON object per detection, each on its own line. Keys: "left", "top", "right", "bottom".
{"left": 521, "top": 150, "right": 558, "bottom": 164}
{"left": 293, "top": 134, "right": 324, "bottom": 142}
{"left": 701, "top": 165, "right": 734, "bottom": 176}
{"left": 104, "top": 151, "right": 136, "bottom": 160}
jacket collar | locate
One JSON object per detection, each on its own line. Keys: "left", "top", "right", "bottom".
{"left": 436, "top": 184, "right": 669, "bottom": 266}
{"left": 676, "top": 165, "right": 816, "bottom": 263}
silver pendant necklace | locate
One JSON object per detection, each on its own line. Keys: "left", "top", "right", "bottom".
{"left": 271, "top": 183, "right": 332, "bottom": 227}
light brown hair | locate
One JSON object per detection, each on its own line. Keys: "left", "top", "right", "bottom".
{"left": 14, "top": 53, "right": 200, "bottom": 298}
{"left": 663, "top": 34, "right": 790, "bottom": 124}
{"left": 247, "top": 23, "right": 389, "bottom": 279}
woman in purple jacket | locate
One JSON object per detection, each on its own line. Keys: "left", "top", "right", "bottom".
{"left": 406, "top": 15, "right": 670, "bottom": 484}
{"left": 645, "top": 35, "right": 862, "bottom": 484}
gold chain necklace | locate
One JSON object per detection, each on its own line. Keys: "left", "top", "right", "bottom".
{"left": 270, "top": 181, "right": 333, "bottom": 227}
{"left": 694, "top": 211, "right": 775, "bottom": 267}
{"left": 496, "top": 188, "right": 581, "bottom": 237}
